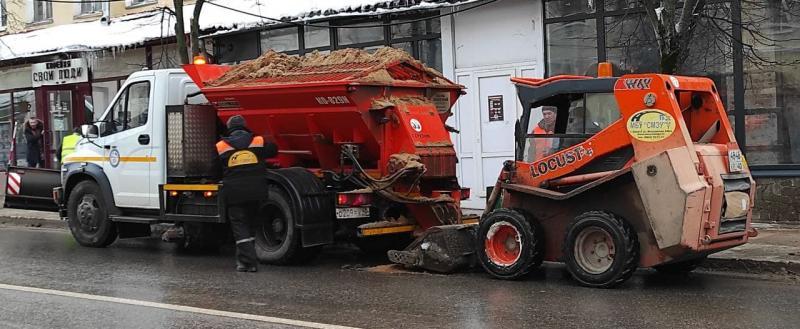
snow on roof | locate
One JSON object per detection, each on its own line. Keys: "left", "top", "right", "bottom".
{"left": 0, "top": 0, "right": 476, "bottom": 62}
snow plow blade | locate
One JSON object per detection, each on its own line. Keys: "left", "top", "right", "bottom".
{"left": 387, "top": 224, "right": 477, "bottom": 273}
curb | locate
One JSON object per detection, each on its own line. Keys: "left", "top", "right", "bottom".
{"left": 701, "top": 257, "right": 800, "bottom": 276}
{"left": 0, "top": 216, "right": 67, "bottom": 230}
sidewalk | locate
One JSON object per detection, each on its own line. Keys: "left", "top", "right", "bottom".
{"left": 0, "top": 205, "right": 797, "bottom": 275}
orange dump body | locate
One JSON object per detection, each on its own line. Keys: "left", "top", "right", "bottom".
{"left": 183, "top": 60, "right": 466, "bottom": 229}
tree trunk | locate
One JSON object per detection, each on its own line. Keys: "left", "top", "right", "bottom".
{"left": 173, "top": 0, "right": 190, "bottom": 64}
{"left": 191, "top": 0, "right": 205, "bottom": 57}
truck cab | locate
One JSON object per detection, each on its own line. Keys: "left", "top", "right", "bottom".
{"left": 55, "top": 69, "right": 210, "bottom": 246}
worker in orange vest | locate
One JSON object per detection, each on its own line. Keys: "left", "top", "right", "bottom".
{"left": 216, "top": 115, "right": 277, "bottom": 272}
{"left": 532, "top": 106, "right": 557, "bottom": 160}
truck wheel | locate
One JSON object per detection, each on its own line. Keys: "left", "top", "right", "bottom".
{"left": 654, "top": 257, "right": 707, "bottom": 275}
{"left": 476, "top": 209, "right": 544, "bottom": 280}
{"left": 67, "top": 181, "right": 117, "bottom": 247}
{"left": 254, "top": 186, "right": 320, "bottom": 264}
{"left": 563, "top": 211, "right": 639, "bottom": 288}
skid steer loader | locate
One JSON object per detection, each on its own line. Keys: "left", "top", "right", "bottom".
{"left": 390, "top": 64, "right": 756, "bottom": 288}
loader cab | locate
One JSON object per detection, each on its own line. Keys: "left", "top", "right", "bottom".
{"left": 514, "top": 77, "right": 621, "bottom": 163}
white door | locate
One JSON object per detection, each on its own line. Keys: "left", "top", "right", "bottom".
{"left": 99, "top": 78, "right": 154, "bottom": 208}
{"left": 453, "top": 66, "right": 539, "bottom": 210}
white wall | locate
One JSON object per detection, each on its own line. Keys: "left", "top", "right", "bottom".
{"left": 441, "top": 0, "right": 544, "bottom": 209}
{"left": 448, "top": 0, "right": 542, "bottom": 70}
{"left": 0, "top": 65, "right": 33, "bottom": 90}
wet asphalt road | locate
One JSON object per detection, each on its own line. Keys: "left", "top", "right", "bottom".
{"left": 0, "top": 226, "right": 798, "bottom": 329}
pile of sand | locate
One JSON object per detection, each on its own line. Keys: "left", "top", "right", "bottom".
{"left": 208, "top": 47, "right": 452, "bottom": 86}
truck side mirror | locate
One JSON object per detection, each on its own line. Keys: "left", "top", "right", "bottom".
{"left": 81, "top": 124, "right": 99, "bottom": 138}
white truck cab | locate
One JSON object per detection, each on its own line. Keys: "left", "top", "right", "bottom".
{"left": 65, "top": 69, "right": 206, "bottom": 210}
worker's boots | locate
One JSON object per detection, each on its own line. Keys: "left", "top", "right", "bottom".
{"left": 235, "top": 239, "right": 258, "bottom": 272}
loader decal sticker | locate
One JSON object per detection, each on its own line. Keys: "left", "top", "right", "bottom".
{"left": 228, "top": 150, "right": 259, "bottom": 167}
{"left": 622, "top": 78, "right": 652, "bottom": 90}
{"left": 531, "top": 146, "right": 594, "bottom": 178}
{"left": 627, "top": 109, "right": 676, "bottom": 142}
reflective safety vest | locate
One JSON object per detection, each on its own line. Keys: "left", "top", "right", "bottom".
{"left": 215, "top": 135, "right": 268, "bottom": 203}
{"left": 60, "top": 133, "right": 80, "bottom": 162}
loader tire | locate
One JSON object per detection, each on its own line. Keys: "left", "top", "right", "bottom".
{"left": 255, "top": 186, "right": 320, "bottom": 265}
{"left": 67, "top": 181, "right": 117, "bottom": 248}
{"left": 654, "top": 256, "right": 706, "bottom": 275}
{"left": 477, "top": 209, "right": 544, "bottom": 280}
{"left": 563, "top": 211, "right": 639, "bottom": 288}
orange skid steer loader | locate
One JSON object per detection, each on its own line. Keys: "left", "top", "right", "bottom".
{"left": 390, "top": 65, "right": 756, "bottom": 288}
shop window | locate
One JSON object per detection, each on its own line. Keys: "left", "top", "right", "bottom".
{"left": 604, "top": 14, "right": 659, "bottom": 74}
{"left": 337, "top": 21, "right": 384, "bottom": 46}
{"left": 545, "top": 0, "right": 596, "bottom": 18}
{"left": 33, "top": 0, "right": 53, "bottom": 22}
{"left": 91, "top": 81, "right": 119, "bottom": 121}
{"left": 391, "top": 17, "right": 440, "bottom": 39}
{"left": 546, "top": 19, "right": 598, "bottom": 76}
{"left": 604, "top": 0, "right": 638, "bottom": 11}
{"left": 13, "top": 91, "right": 35, "bottom": 166}
{"left": 0, "top": 93, "right": 11, "bottom": 168}
{"left": 420, "top": 38, "right": 442, "bottom": 72}
{"left": 80, "top": 0, "right": 103, "bottom": 15}
{"left": 215, "top": 32, "right": 260, "bottom": 64}
{"left": 739, "top": 1, "right": 800, "bottom": 165}
{"left": 126, "top": 0, "right": 152, "bottom": 7}
{"left": 260, "top": 27, "right": 299, "bottom": 53}
{"left": 304, "top": 24, "right": 331, "bottom": 50}
{"left": 102, "top": 81, "right": 150, "bottom": 136}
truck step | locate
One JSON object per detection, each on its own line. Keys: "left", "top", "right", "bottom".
{"left": 109, "top": 215, "right": 160, "bottom": 224}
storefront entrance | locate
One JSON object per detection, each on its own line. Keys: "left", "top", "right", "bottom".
{"left": 35, "top": 84, "right": 92, "bottom": 168}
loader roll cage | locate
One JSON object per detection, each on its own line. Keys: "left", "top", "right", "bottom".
{"left": 513, "top": 77, "right": 619, "bottom": 162}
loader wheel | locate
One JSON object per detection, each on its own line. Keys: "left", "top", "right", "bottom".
{"left": 653, "top": 256, "right": 707, "bottom": 275}
{"left": 477, "top": 209, "right": 544, "bottom": 280}
{"left": 563, "top": 211, "right": 639, "bottom": 288}
{"left": 67, "top": 181, "right": 117, "bottom": 248}
{"left": 254, "top": 186, "right": 320, "bottom": 265}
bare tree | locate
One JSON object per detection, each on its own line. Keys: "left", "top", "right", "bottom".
{"left": 172, "top": 0, "right": 206, "bottom": 64}
{"left": 637, "top": 0, "right": 800, "bottom": 74}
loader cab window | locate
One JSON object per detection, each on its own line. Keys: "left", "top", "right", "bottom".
{"left": 523, "top": 92, "right": 620, "bottom": 162}
{"left": 100, "top": 81, "right": 151, "bottom": 136}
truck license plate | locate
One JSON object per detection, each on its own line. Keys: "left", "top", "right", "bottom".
{"left": 336, "top": 207, "right": 370, "bottom": 219}
{"left": 728, "top": 149, "right": 744, "bottom": 172}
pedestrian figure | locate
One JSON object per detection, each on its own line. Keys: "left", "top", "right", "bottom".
{"left": 215, "top": 115, "right": 277, "bottom": 272}
{"left": 58, "top": 127, "right": 81, "bottom": 165}
{"left": 24, "top": 117, "right": 44, "bottom": 168}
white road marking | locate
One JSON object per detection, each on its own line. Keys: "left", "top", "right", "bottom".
{"left": 0, "top": 283, "right": 359, "bottom": 329}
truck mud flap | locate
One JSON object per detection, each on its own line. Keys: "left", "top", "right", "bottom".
{"left": 3, "top": 166, "right": 60, "bottom": 212}
{"left": 267, "top": 168, "right": 335, "bottom": 247}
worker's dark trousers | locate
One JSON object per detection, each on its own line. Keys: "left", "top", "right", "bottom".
{"left": 228, "top": 202, "right": 258, "bottom": 267}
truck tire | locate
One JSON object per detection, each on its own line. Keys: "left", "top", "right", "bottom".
{"left": 563, "top": 211, "right": 639, "bottom": 288}
{"left": 476, "top": 209, "right": 544, "bottom": 280}
{"left": 654, "top": 256, "right": 707, "bottom": 275}
{"left": 67, "top": 181, "right": 118, "bottom": 248}
{"left": 254, "top": 186, "right": 321, "bottom": 264}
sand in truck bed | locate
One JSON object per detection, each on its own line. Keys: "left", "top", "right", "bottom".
{"left": 208, "top": 47, "right": 454, "bottom": 86}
